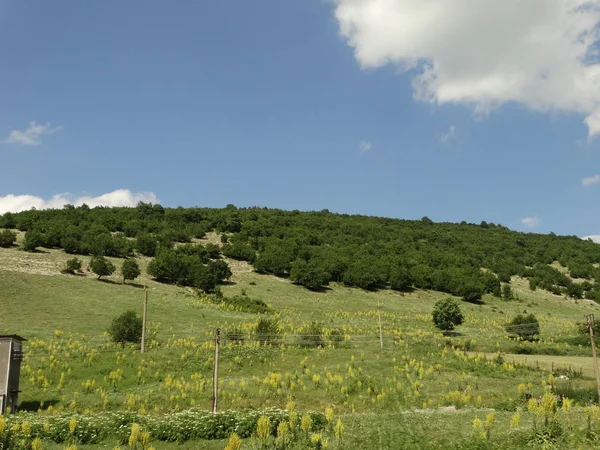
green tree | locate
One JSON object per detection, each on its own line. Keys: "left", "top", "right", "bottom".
{"left": 289, "top": 259, "right": 330, "bottom": 290}
{"left": 62, "top": 257, "right": 82, "bottom": 275}
{"left": 136, "top": 233, "right": 158, "bottom": 257}
{"left": 0, "top": 229, "right": 17, "bottom": 248}
{"left": 108, "top": 310, "right": 143, "bottom": 344}
{"left": 432, "top": 298, "right": 464, "bottom": 332}
{"left": 90, "top": 256, "right": 116, "bottom": 279}
{"left": 502, "top": 284, "right": 513, "bottom": 300}
{"left": 205, "top": 243, "right": 221, "bottom": 259}
{"left": 505, "top": 313, "right": 540, "bottom": 341}
{"left": 22, "top": 229, "right": 44, "bottom": 252}
{"left": 389, "top": 266, "right": 413, "bottom": 292}
{"left": 122, "top": 259, "right": 141, "bottom": 283}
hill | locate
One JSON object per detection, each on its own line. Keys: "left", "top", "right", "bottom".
{"left": 2, "top": 203, "right": 600, "bottom": 299}
{"left": 2, "top": 204, "right": 600, "bottom": 449}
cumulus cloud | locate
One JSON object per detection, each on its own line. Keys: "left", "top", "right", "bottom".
{"left": 583, "top": 235, "right": 600, "bottom": 243}
{"left": 5, "top": 121, "right": 62, "bottom": 146}
{"left": 333, "top": 0, "right": 600, "bottom": 137}
{"left": 521, "top": 217, "right": 541, "bottom": 229}
{"left": 582, "top": 174, "right": 600, "bottom": 186}
{"left": 0, "top": 189, "right": 159, "bottom": 214}
{"left": 440, "top": 125, "right": 456, "bottom": 143}
{"left": 358, "top": 140, "right": 373, "bottom": 155}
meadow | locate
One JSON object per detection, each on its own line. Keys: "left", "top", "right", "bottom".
{"left": 3, "top": 238, "right": 600, "bottom": 449}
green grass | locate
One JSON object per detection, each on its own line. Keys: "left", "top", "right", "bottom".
{"left": 3, "top": 244, "right": 600, "bottom": 448}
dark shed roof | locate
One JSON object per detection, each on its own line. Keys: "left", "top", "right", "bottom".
{"left": 0, "top": 335, "right": 27, "bottom": 342}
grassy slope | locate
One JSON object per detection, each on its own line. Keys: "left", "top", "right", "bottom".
{"left": 3, "top": 242, "right": 600, "bottom": 448}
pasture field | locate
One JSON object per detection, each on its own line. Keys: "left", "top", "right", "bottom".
{"left": 3, "top": 244, "right": 600, "bottom": 449}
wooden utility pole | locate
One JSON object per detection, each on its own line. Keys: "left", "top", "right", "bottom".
{"left": 377, "top": 301, "right": 383, "bottom": 349}
{"left": 211, "top": 328, "right": 221, "bottom": 413}
{"left": 586, "top": 314, "right": 600, "bottom": 401}
{"left": 141, "top": 286, "right": 148, "bottom": 353}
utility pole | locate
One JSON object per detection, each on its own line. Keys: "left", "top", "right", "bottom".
{"left": 378, "top": 301, "right": 383, "bottom": 349}
{"left": 141, "top": 286, "right": 148, "bottom": 353}
{"left": 211, "top": 328, "right": 221, "bottom": 413}
{"left": 586, "top": 314, "right": 600, "bottom": 402}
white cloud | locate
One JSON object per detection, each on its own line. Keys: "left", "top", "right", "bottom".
{"left": 439, "top": 125, "right": 456, "bottom": 143}
{"left": 0, "top": 189, "right": 159, "bottom": 214}
{"left": 5, "top": 121, "right": 62, "bottom": 146}
{"left": 333, "top": 0, "right": 600, "bottom": 137}
{"left": 582, "top": 235, "right": 600, "bottom": 243}
{"left": 358, "top": 140, "right": 372, "bottom": 155}
{"left": 521, "top": 216, "right": 541, "bottom": 229}
{"left": 582, "top": 174, "right": 600, "bottom": 186}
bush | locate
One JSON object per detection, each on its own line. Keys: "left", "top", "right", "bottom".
{"left": 62, "top": 257, "right": 82, "bottom": 274}
{"left": 122, "top": 259, "right": 141, "bottom": 283}
{"left": 389, "top": 266, "right": 413, "bottom": 291}
{"left": 502, "top": 284, "right": 513, "bottom": 300}
{"left": 432, "top": 298, "right": 464, "bottom": 331}
{"left": 90, "top": 256, "right": 116, "bottom": 279}
{"left": 225, "top": 296, "right": 269, "bottom": 314}
{"left": 0, "top": 229, "right": 17, "bottom": 248}
{"left": 205, "top": 243, "right": 221, "bottom": 259}
{"left": 222, "top": 242, "right": 256, "bottom": 263}
{"left": 289, "top": 259, "right": 330, "bottom": 290}
{"left": 136, "top": 233, "right": 158, "bottom": 257}
{"left": 298, "top": 322, "right": 325, "bottom": 347}
{"left": 505, "top": 313, "right": 540, "bottom": 341}
{"left": 255, "top": 317, "right": 280, "bottom": 344}
{"left": 108, "top": 310, "right": 143, "bottom": 344}
{"left": 22, "top": 229, "right": 44, "bottom": 252}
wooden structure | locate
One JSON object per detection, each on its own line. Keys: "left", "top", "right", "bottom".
{"left": 0, "top": 335, "right": 26, "bottom": 414}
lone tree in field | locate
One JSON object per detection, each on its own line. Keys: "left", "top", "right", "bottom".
{"left": 22, "top": 230, "right": 44, "bottom": 252}
{"left": 121, "top": 259, "right": 141, "bottom": 284}
{"left": 62, "top": 257, "right": 82, "bottom": 275}
{"left": 432, "top": 297, "right": 464, "bottom": 332}
{"left": 505, "top": 313, "right": 540, "bottom": 341}
{"left": 108, "top": 310, "right": 143, "bottom": 344}
{"left": 90, "top": 256, "right": 116, "bottom": 279}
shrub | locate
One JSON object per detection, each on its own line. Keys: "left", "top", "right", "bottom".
{"left": 328, "top": 328, "right": 345, "bottom": 346}
{"left": 389, "top": 266, "right": 413, "bottom": 291}
{"left": 62, "top": 257, "right": 82, "bottom": 275}
{"left": 205, "top": 243, "right": 221, "bottom": 259}
{"left": 225, "top": 296, "right": 269, "bottom": 314}
{"left": 22, "top": 229, "right": 44, "bottom": 252}
{"left": 108, "top": 310, "right": 143, "bottom": 344}
{"left": 432, "top": 298, "right": 464, "bottom": 332}
{"left": 224, "top": 326, "right": 245, "bottom": 343}
{"left": 502, "top": 284, "right": 513, "bottom": 300}
{"left": 122, "top": 259, "right": 141, "bottom": 283}
{"left": 289, "top": 259, "right": 330, "bottom": 290}
{"left": 90, "top": 256, "right": 116, "bottom": 279}
{"left": 222, "top": 242, "right": 256, "bottom": 263}
{"left": 0, "top": 229, "right": 17, "bottom": 248}
{"left": 298, "top": 322, "right": 325, "bottom": 348}
{"left": 136, "top": 233, "right": 158, "bottom": 257}
{"left": 61, "top": 236, "right": 86, "bottom": 254}
{"left": 255, "top": 317, "right": 280, "bottom": 344}
{"left": 505, "top": 313, "right": 540, "bottom": 341}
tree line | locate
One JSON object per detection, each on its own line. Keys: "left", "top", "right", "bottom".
{"left": 1, "top": 203, "right": 600, "bottom": 300}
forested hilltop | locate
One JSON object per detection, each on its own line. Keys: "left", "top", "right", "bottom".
{"left": 1, "top": 203, "right": 599, "bottom": 301}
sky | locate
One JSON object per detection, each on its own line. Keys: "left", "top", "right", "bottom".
{"left": 1, "top": 0, "right": 600, "bottom": 239}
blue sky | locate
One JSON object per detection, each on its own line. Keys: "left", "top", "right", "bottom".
{"left": 1, "top": 0, "right": 599, "bottom": 238}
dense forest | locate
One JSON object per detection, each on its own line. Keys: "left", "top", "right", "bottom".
{"left": 1, "top": 203, "right": 600, "bottom": 301}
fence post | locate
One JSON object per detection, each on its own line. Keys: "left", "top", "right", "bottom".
{"left": 211, "top": 328, "right": 221, "bottom": 413}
